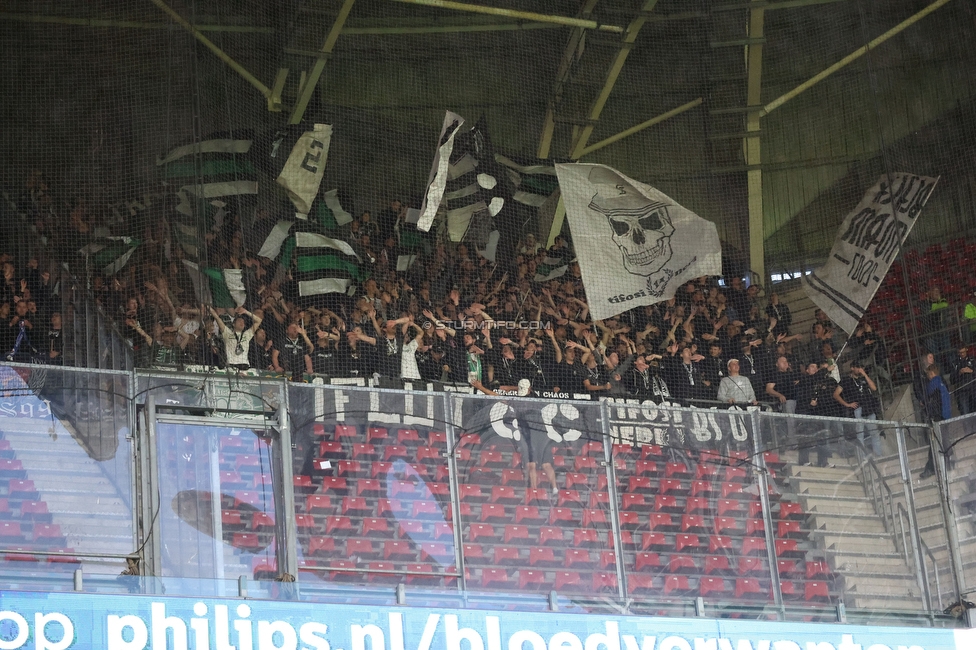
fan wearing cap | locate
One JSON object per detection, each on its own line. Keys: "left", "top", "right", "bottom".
{"left": 717, "top": 358, "right": 758, "bottom": 405}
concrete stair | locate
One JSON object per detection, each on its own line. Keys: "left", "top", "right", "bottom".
{"left": 785, "top": 457, "right": 926, "bottom": 611}
{"left": 1, "top": 423, "right": 133, "bottom": 572}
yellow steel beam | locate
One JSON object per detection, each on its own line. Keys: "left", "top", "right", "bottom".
{"left": 269, "top": 68, "right": 289, "bottom": 112}
{"left": 389, "top": 0, "right": 622, "bottom": 32}
{"left": 762, "top": 0, "right": 953, "bottom": 116}
{"left": 577, "top": 98, "right": 703, "bottom": 157}
{"left": 568, "top": 0, "right": 660, "bottom": 160}
{"left": 149, "top": 0, "right": 271, "bottom": 98}
{"left": 289, "top": 0, "right": 358, "bottom": 124}
{"left": 745, "top": 0, "right": 766, "bottom": 283}
{"left": 0, "top": 12, "right": 274, "bottom": 32}
{"left": 537, "top": 0, "right": 602, "bottom": 159}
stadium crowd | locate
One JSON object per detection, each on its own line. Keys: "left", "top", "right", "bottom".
{"left": 5, "top": 170, "right": 976, "bottom": 441}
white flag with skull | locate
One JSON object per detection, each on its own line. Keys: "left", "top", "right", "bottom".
{"left": 555, "top": 163, "right": 722, "bottom": 321}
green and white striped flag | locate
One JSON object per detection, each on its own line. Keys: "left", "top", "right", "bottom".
{"left": 157, "top": 136, "right": 258, "bottom": 258}
{"left": 182, "top": 261, "right": 247, "bottom": 308}
{"left": 79, "top": 237, "right": 141, "bottom": 276}
{"left": 533, "top": 252, "right": 570, "bottom": 283}
{"left": 293, "top": 231, "right": 363, "bottom": 297}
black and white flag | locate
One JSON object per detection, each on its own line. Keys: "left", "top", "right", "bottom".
{"left": 417, "top": 111, "right": 465, "bottom": 233}
{"left": 276, "top": 124, "right": 332, "bottom": 215}
{"left": 803, "top": 172, "right": 938, "bottom": 334}
{"left": 556, "top": 163, "right": 721, "bottom": 321}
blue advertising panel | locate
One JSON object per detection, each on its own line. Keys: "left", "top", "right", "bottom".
{"left": 0, "top": 590, "right": 970, "bottom": 650}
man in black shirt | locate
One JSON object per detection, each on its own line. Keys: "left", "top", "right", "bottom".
{"left": 795, "top": 363, "right": 836, "bottom": 466}
{"left": 248, "top": 329, "right": 275, "bottom": 372}
{"left": 552, "top": 343, "right": 586, "bottom": 395}
{"left": 514, "top": 340, "right": 551, "bottom": 390}
{"left": 272, "top": 323, "right": 313, "bottom": 381}
{"left": 834, "top": 361, "right": 882, "bottom": 457}
{"left": 765, "top": 355, "right": 798, "bottom": 413}
{"left": 949, "top": 345, "right": 976, "bottom": 416}
{"left": 310, "top": 330, "right": 341, "bottom": 378}
{"left": 738, "top": 342, "right": 765, "bottom": 397}
{"left": 665, "top": 345, "right": 706, "bottom": 403}
{"left": 487, "top": 343, "right": 519, "bottom": 389}
{"left": 699, "top": 342, "right": 726, "bottom": 400}
{"left": 46, "top": 312, "right": 63, "bottom": 365}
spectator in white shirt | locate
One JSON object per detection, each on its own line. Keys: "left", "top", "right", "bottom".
{"left": 210, "top": 306, "right": 262, "bottom": 370}
{"left": 717, "top": 358, "right": 758, "bottom": 405}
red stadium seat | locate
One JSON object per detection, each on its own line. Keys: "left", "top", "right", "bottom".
{"left": 779, "top": 502, "right": 804, "bottom": 520}
{"left": 669, "top": 554, "right": 697, "bottom": 573}
{"left": 658, "top": 479, "right": 684, "bottom": 495}
{"left": 411, "top": 500, "right": 440, "bottom": 518}
{"left": 806, "top": 560, "right": 831, "bottom": 579}
{"left": 341, "top": 497, "right": 371, "bottom": 516}
{"left": 589, "top": 492, "right": 610, "bottom": 508}
{"left": 654, "top": 495, "right": 680, "bottom": 513}
{"left": 715, "top": 517, "right": 740, "bottom": 535}
{"left": 397, "top": 429, "right": 422, "bottom": 445}
{"left": 529, "top": 547, "right": 558, "bottom": 567}
{"left": 699, "top": 577, "right": 728, "bottom": 598}
{"left": 685, "top": 497, "right": 709, "bottom": 514}
{"left": 519, "top": 570, "right": 548, "bottom": 590}
{"left": 735, "top": 578, "right": 764, "bottom": 599}
{"left": 463, "top": 544, "right": 484, "bottom": 561}
{"left": 592, "top": 572, "right": 618, "bottom": 592}
{"left": 398, "top": 521, "right": 425, "bottom": 538}
{"left": 468, "top": 524, "right": 496, "bottom": 542}
{"left": 583, "top": 441, "right": 604, "bottom": 456}
{"left": 618, "top": 512, "right": 641, "bottom": 529}
{"left": 346, "top": 538, "right": 376, "bottom": 558}
{"left": 515, "top": 506, "right": 545, "bottom": 525}
{"left": 582, "top": 509, "right": 607, "bottom": 527}
{"left": 628, "top": 575, "right": 656, "bottom": 594}
{"left": 708, "top": 535, "right": 733, "bottom": 553}
{"left": 622, "top": 493, "right": 647, "bottom": 510}
{"left": 428, "top": 431, "right": 447, "bottom": 446}
{"left": 358, "top": 479, "right": 384, "bottom": 497}
{"left": 384, "top": 540, "right": 414, "bottom": 560}
{"left": 717, "top": 499, "right": 744, "bottom": 516}
{"left": 777, "top": 520, "right": 802, "bottom": 538}
{"left": 480, "top": 568, "right": 511, "bottom": 589}
{"left": 459, "top": 484, "right": 484, "bottom": 502}
{"left": 746, "top": 518, "right": 765, "bottom": 536}
{"left": 556, "top": 490, "right": 583, "bottom": 507}
{"left": 635, "top": 460, "right": 658, "bottom": 476}
{"left": 335, "top": 425, "right": 358, "bottom": 440}
{"left": 416, "top": 446, "right": 441, "bottom": 463}
{"left": 695, "top": 464, "right": 719, "bottom": 480}
{"left": 232, "top": 533, "right": 261, "bottom": 550}
{"left": 337, "top": 461, "right": 362, "bottom": 477}
{"left": 724, "top": 466, "right": 747, "bottom": 482}
{"left": 524, "top": 488, "right": 548, "bottom": 504}
{"left": 775, "top": 539, "right": 802, "bottom": 557}
{"left": 406, "top": 563, "right": 437, "bottom": 585}
{"left": 325, "top": 516, "right": 354, "bottom": 535}
{"left": 293, "top": 475, "right": 314, "bottom": 494}
{"left": 741, "top": 537, "right": 766, "bottom": 555}
{"left": 501, "top": 469, "right": 525, "bottom": 486}
{"left": 778, "top": 560, "right": 801, "bottom": 577}
{"left": 599, "top": 550, "right": 617, "bottom": 569}
{"left": 664, "top": 575, "right": 691, "bottom": 595}
{"left": 640, "top": 445, "right": 664, "bottom": 459}
{"left": 251, "top": 512, "right": 275, "bottom": 532}
{"left": 565, "top": 473, "right": 588, "bottom": 489}
{"left": 612, "top": 443, "right": 635, "bottom": 457}
{"left": 480, "top": 504, "right": 508, "bottom": 522}
{"left": 433, "top": 522, "right": 453, "bottom": 540}
{"left": 366, "top": 427, "right": 389, "bottom": 443}
{"left": 628, "top": 476, "right": 653, "bottom": 492}
{"left": 704, "top": 555, "right": 730, "bottom": 575}
{"left": 681, "top": 515, "right": 707, "bottom": 532}
{"left": 479, "top": 451, "right": 506, "bottom": 468}
{"left": 351, "top": 444, "right": 377, "bottom": 460}
{"left": 362, "top": 518, "right": 392, "bottom": 537}
{"left": 720, "top": 482, "right": 744, "bottom": 499}
{"left": 805, "top": 581, "right": 830, "bottom": 602}
{"left": 549, "top": 507, "right": 575, "bottom": 525}
{"left": 384, "top": 445, "right": 410, "bottom": 462}
{"left": 574, "top": 456, "right": 598, "bottom": 471}
{"left": 635, "top": 552, "right": 661, "bottom": 571}
{"left": 675, "top": 534, "right": 701, "bottom": 552}
{"left": 294, "top": 514, "right": 315, "bottom": 533}
{"left": 738, "top": 557, "right": 765, "bottom": 576}
{"left": 564, "top": 549, "right": 593, "bottom": 569}
{"left": 641, "top": 532, "right": 668, "bottom": 551}
{"left": 321, "top": 477, "right": 348, "bottom": 494}
{"left": 554, "top": 571, "right": 582, "bottom": 591}
{"left": 665, "top": 462, "right": 690, "bottom": 479}
{"left": 690, "top": 480, "right": 715, "bottom": 498}
{"left": 493, "top": 546, "right": 520, "bottom": 565}
{"left": 539, "top": 527, "right": 565, "bottom": 546}
{"left": 574, "top": 528, "right": 601, "bottom": 547}
{"left": 308, "top": 537, "right": 335, "bottom": 556}
{"left": 221, "top": 510, "right": 243, "bottom": 528}
{"left": 490, "top": 485, "right": 519, "bottom": 504}
{"left": 648, "top": 513, "right": 676, "bottom": 531}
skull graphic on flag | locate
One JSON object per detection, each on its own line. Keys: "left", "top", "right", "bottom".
{"left": 555, "top": 162, "right": 721, "bottom": 321}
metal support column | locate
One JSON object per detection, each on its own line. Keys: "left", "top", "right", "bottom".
{"left": 744, "top": 0, "right": 766, "bottom": 283}
{"left": 600, "top": 399, "right": 627, "bottom": 599}
{"left": 289, "top": 0, "right": 357, "bottom": 124}
{"left": 443, "top": 393, "right": 467, "bottom": 592}
{"left": 143, "top": 395, "right": 163, "bottom": 578}
{"left": 127, "top": 370, "right": 140, "bottom": 566}
{"left": 275, "top": 381, "right": 299, "bottom": 580}
{"left": 930, "top": 422, "right": 967, "bottom": 603}
{"left": 896, "top": 426, "right": 935, "bottom": 610}
{"left": 753, "top": 410, "right": 784, "bottom": 615}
